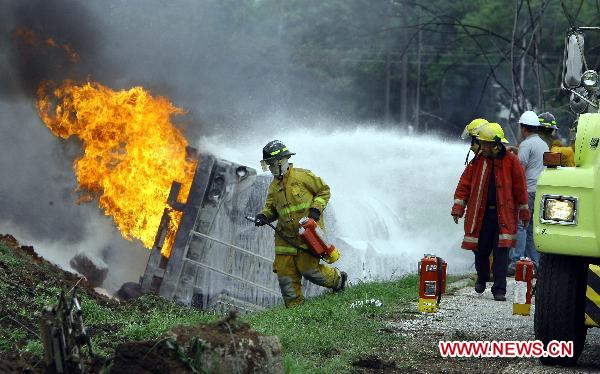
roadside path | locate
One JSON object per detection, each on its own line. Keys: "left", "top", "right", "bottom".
{"left": 386, "top": 279, "right": 600, "bottom": 373}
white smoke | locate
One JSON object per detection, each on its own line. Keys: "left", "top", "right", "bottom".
{"left": 199, "top": 121, "right": 475, "bottom": 280}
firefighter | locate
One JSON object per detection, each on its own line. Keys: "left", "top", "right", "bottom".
{"left": 451, "top": 123, "right": 530, "bottom": 301}
{"left": 537, "top": 112, "right": 575, "bottom": 167}
{"left": 254, "top": 140, "right": 347, "bottom": 307}
{"left": 462, "top": 118, "right": 495, "bottom": 279}
{"left": 461, "top": 118, "right": 489, "bottom": 164}
{"left": 508, "top": 111, "right": 548, "bottom": 274}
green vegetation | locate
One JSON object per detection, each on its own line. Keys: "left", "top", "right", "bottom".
{"left": 79, "top": 294, "right": 216, "bottom": 355}
{"left": 246, "top": 276, "right": 418, "bottom": 373}
{"left": 0, "top": 240, "right": 217, "bottom": 360}
{"left": 191, "top": 0, "right": 598, "bottom": 135}
{"left": 1, "top": 239, "right": 469, "bottom": 372}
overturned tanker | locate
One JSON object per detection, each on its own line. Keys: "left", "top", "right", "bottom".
{"left": 140, "top": 149, "right": 320, "bottom": 312}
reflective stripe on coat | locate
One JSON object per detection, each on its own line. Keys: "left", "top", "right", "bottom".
{"left": 260, "top": 164, "right": 331, "bottom": 255}
{"left": 451, "top": 151, "right": 530, "bottom": 250}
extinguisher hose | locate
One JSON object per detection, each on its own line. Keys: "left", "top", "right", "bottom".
{"left": 244, "top": 216, "right": 314, "bottom": 255}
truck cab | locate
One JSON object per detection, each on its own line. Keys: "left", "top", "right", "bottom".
{"left": 534, "top": 26, "right": 600, "bottom": 366}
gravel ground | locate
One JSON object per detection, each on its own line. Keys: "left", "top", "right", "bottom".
{"left": 385, "top": 278, "right": 600, "bottom": 373}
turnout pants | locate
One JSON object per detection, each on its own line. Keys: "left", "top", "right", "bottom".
{"left": 273, "top": 251, "right": 341, "bottom": 307}
{"left": 474, "top": 207, "right": 509, "bottom": 296}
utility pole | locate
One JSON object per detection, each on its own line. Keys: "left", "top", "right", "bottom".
{"left": 400, "top": 5, "right": 408, "bottom": 125}
{"left": 520, "top": 36, "right": 526, "bottom": 109}
{"left": 415, "top": 7, "right": 422, "bottom": 132}
{"left": 384, "top": 0, "right": 392, "bottom": 124}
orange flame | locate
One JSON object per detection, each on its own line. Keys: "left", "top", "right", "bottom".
{"left": 12, "top": 26, "right": 37, "bottom": 46}
{"left": 36, "top": 80, "right": 196, "bottom": 257}
{"left": 12, "top": 26, "right": 80, "bottom": 63}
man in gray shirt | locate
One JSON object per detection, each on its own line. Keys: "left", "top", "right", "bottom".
{"left": 509, "top": 111, "right": 549, "bottom": 273}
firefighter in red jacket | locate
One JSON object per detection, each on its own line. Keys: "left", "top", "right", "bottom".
{"left": 451, "top": 122, "right": 530, "bottom": 301}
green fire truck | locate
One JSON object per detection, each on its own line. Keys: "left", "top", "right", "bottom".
{"left": 534, "top": 26, "right": 600, "bottom": 366}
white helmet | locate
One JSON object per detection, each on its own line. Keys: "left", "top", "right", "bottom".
{"left": 518, "top": 111, "right": 541, "bottom": 127}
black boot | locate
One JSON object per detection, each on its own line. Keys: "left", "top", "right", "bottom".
{"left": 334, "top": 271, "right": 347, "bottom": 292}
{"left": 475, "top": 283, "right": 486, "bottom": 294}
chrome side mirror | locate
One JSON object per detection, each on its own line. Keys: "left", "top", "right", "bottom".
{"left": 564, "top": 32, "right": 585, "bottom": 89}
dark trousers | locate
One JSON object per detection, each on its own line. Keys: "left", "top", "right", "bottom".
{"left": 474, "top": 208, "right": 508, "bottom": 295}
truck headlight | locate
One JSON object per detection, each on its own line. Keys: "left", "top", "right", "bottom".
{"left": 540, "top": 195, "right": 578, "bottom": 225}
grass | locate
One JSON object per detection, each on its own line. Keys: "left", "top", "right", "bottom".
{"left": 245, "top": 276, "right": 419, "bottom": 373}
{"left": 0, "top": 241, "right": 22, "bottom": 266}
{"left": 79, "top": 293, "right": 218, "bottom": 355}
{"left": 0, "top": 239, "right": 470, "bottom": 372}
{"left": 0, "top": 240, "right": 217, "bottom": 360}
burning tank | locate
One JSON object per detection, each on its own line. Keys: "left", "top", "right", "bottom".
{"left": 36, "top": 79, "right": 321, "bottom": 312}
{"left": 140, "top": 149, "right": 321, "bottom": 312}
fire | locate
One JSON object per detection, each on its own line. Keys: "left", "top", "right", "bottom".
{"left": 12, "top": 26, "right": 80, "bottom": 63}
{"left": 36, "top": 80, "right": 196, "bottom": 257}
{"left": 12, "top": 26, "right": 37, "bottom": 46}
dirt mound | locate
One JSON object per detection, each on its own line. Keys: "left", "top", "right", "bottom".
{"left": 0, "top": 235, "right": 283, "bottom": 373}
{"left": 111, "top": 340, "right": 192, "bottom": 373}
{"left": 0, "top": 234, "right": 114, "bottom": 309}
{"left": 0, "top": 234, "right": 105, "bottom": 295}
{"left": 0, "top": 234, "right": 114, "bottom": 367}
{"left": 1, "top": 234, "right": 43, "bottom": 263}
{"left": 111, "top": 311, "right": 283, "bottom": 374}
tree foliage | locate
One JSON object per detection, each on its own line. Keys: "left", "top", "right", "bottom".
{"left": 213, "top": 0, "right": 600, "bottom": 136}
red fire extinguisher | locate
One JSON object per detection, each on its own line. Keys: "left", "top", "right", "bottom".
{"left": 513, "top": 257, "right": 534, "bottom": 315}
{"left": 298, "top": 217, "right": 340, "bottom": 264}
{"left": 418, "top": 254, "right": 447, "bottom": 313}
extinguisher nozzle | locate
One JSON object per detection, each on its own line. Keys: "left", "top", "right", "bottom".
{"left": 323, "top": 247, "right": 341, "bottom": 264}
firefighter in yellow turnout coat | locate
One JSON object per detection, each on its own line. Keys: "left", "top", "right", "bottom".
{"left": 255, "top": 140, "right": 347, "bottom": 307}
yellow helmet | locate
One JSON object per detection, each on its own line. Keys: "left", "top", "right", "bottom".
{"left": 476, "top": 122, "right": 509, "bottom": 144}
{"left": 461, "top": 118, "right": 489, "bottom": 139}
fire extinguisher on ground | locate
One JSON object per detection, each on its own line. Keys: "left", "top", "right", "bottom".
{"left": 418, "top": 254, "right": 447, "bottom": 313}
{"left": 513, "top": 257, "right": 534, "bottom": 315}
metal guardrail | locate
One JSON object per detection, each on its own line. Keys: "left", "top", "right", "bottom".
{"left": 187, "top": 230, "right": 279, "bottom": 297}
{"left": 189, "top": 230, "right": 274, "bottom": 263}
{"left": 183, "top": 257, "right": 280, "bottom": 296}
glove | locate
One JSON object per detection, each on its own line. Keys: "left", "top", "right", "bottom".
{"left": 308, "top": 208, "right": 321, "bottom": 222}
{"left": 451, "top": 203, "right": 465, "bottom": 218}
{"left": 254, "top": 214, "right": 268, "bottom": 227}
{"left": 519, "top": 208, "right": 531, "bottom": 222}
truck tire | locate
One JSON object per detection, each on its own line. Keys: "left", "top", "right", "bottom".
{"left": 534, "top": 253, "right": 588, "bottom": 366}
